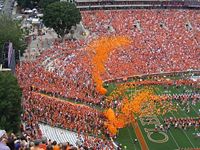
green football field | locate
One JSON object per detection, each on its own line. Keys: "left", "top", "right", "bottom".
{"left": 53, "top": 73, "right": 200, "bottom": 150}
{"left": 108, "top": 83, "right": 200, "bottom": 150}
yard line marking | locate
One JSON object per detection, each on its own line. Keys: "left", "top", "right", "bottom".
{"left": 191, "top": 105, "right": 199, "bottom": 116}
{"left": 170, "top": 111, "right": 195, "bottom": 148}
{"left": 170, "top": 81, "right": 200, "bottom": 146}
{"left": 182, "top": 129, "right": 195, "bottom": 148}
{"left": 155, "top": 84, "right": 198, "bottom": 148}
{"left": 154, "top": 87, "right": 181, "bottom": 149}
{"left": 158, "top": 116, "right": 180, "bottom": 149}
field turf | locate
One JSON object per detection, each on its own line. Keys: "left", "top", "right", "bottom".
{"left": 110, "top": 83, "right": 200, "bottom": 150}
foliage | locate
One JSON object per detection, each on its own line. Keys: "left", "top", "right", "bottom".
{"left": 0, "top": 72, "right": 22, "bottom": 133}
{"left": 17, "top": 0, "right": 60, "bottom": 9}
{"left": 43, "top": 1, "right": 81, "bottom": 40}
{"left": 17, "top": 0, "right": 40, "bottom": 9}
{"left": 0, "top": 15, "right": 26, "bottom": 65}
{"left": 38, "top": 0, "right": 59, "bottom": 10}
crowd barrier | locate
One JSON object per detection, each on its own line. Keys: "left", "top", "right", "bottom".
{"left": 104, "top": 70, "right": 200, "bottom": 84}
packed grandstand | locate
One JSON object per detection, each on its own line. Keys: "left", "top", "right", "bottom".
{"left": 2, "top": 0, "right": 199, "bottom": 150}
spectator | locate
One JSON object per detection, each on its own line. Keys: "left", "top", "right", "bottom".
{"left": 46, "top": 145, "right": 53, "bottom": 150}
{"left": 0, "top": 130, "right": 10, "bottom": 150}
{"left": 39, "top": 137, "right": 47, "bottom": 150}
{"left": 52, "top": 141, "right": 60, "bottom": 150}
{"left": 31, "top": 140, "right": 43, "bottom": 150}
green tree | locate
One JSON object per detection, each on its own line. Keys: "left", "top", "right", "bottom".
{"left": 38, "top": 0, "right": 59, "bottom": 10}
{"left": 43, "top": 1, "right": 82, "bottom": 40}
{"left": 0, "top": 15, "right": 26, "bottom": 65}
{"left": 0, "top": 71, "right": 22, "bottom": 133}
{"left": 17, "top": 0, "right": 40, "bottom": 9}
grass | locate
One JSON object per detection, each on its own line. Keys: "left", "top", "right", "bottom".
{"left": 112, "top": 82, "right": 200, "bottom": 150}
{"left": 115, "top": 103, "right": 200, "bottom": 150}
{"left": 41, "top": 74, "right": 199, "bottom": 149}
{"left": 115, "top": 125, "right": 141, "bottom": 150}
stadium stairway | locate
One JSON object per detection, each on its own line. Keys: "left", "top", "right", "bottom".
{"left": 39, "top": 123, "right": 78, "bottom": 146}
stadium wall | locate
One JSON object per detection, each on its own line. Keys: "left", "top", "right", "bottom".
{"left": 103, "top": 70, "right": 200, "bottom": 84}
{"left": 75, "top": 0, "right": 200, "bottom": 10}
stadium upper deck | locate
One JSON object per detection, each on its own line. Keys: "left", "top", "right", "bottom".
{"left": 75, "top": 0, "right": 200, "bottom": 1}
{"left": 73, "top": 0, "right": 200, "bottom": 10}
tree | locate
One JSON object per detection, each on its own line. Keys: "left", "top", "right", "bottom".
{"left": 43, "top": 1, "right": 82, "bottom": 40}
{"left": 38, "top": 0, "right": 59, "bottom": 10}
{"left": 17, "top": 0, "right": 40, "bottom": 9}
{"left": 0, "top": 71, "right": 22, "bottom": 133}
{"left": 0, "top": 15, "right": 26, "bottom": 66}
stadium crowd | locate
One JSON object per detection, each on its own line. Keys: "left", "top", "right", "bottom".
{"left": 82, "top": 10, "right": 199, "bottom": 78}
{"left": 15, "top": 9, "right": 200, "bottom": 149}
{"left": 0, "top": 130, "right": 115, "bottom": 150}
{"left": 22, "top": 91, "right": 105, "bottom": 135}
{"left": 17, "top": 9, "right": 200, "bottom": 104}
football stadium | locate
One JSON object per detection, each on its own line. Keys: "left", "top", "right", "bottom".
{"left": 0, "top": 0, "right": 199, "bottom": 150}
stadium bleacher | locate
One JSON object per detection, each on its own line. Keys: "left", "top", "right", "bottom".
{"left": 14, "top": 0, "right": 200, "bottom": 149}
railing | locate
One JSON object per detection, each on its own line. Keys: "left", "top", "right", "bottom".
{"left": 75, "top": 0, "right": 200, "bottom": 10}
{"left": 103, "top": 70, "right": 200, "bottom": 84}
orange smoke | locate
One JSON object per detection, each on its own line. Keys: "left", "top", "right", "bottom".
{"left": 87, "top": 36, "right": 131, "bottom": 95}
{"left": 104, "top": 108, "right": 126, "bottom": 136}
{"left": 104, "top": 87, "right": 177, "bottom": 135}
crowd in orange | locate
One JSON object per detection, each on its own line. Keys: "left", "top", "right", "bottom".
{"left": 22, "top": 91, "right": 104, "bottom": 135}
{"left": 17, "top": 9, "right": 200, "bottom": 107}
{"left": 16, "top": 9, "right": 200, "bottom": 147}
{"left": 82, "top": 10, "right": 199, "bottom": 80}
{"left": 21, "top": 90, "right": 115, "bottom": 148}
